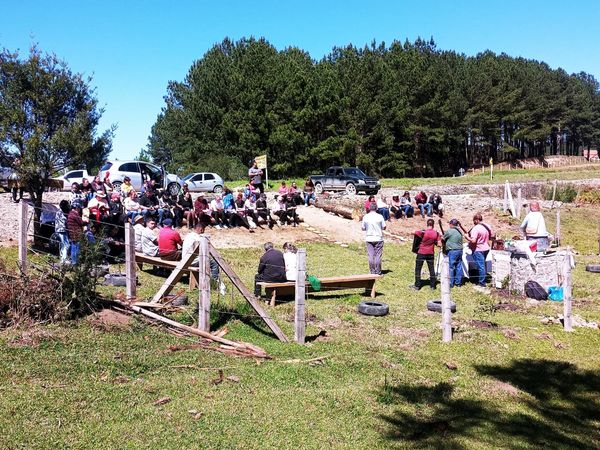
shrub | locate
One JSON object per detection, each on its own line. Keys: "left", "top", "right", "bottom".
{"left": 576, "top": 188, "right": 600, "bottom": 204}
{"left": 541, "top": 183, "right": 578, "bottom": 203}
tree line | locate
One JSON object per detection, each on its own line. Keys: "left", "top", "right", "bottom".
{"left": 149, "top": 37, "right": 600, "bottom": 178}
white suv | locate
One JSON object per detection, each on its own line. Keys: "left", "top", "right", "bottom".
{"left": 99, "top": 160, "right": 183, "bottom": 196}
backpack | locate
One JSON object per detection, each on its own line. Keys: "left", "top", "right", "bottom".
{"left": 412, "top": 231, "right": 424, "bottom": 254}
{"left": 525, "top": 280, "right": 548, "bottom": 300}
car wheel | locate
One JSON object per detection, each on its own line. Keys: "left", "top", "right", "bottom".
{"left": 345, "top": 183, "right": 357, "bottom": 195}
{"left": 315, "top": 183, "right": 323, "bottom": 194}
{"left": 213, "top": 185, "right": 223, "bottom": 194}
{"left": 358, "top": 301, "right": 389, "bottom": 316}
{"left": 112, "top": 181, "right": 122, "bottom": 192}
{"left": 167, "top": 182, "right": 180, "bottom": 196}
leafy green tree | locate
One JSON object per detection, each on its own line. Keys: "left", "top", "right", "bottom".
{"left": 0, "top": 46, "right": 113, "bottom": 243}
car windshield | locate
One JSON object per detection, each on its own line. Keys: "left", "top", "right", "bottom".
{"left": 345, "top": 168, "right": 366, "bottom": 177}
{"left": 100, "top": 162, "right": 113, "bottom": 171}
{"left": 182, "top": 174, "right": 194, "bottom": 181}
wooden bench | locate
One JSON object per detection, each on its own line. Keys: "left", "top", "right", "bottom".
{"left": 257, "top": 274, "right": 383, "bottom": 306}
{"left": 135, "top": 252, "right": 200, "bottom": 288}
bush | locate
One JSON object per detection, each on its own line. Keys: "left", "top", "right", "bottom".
{"left": 576, "top": 188, "right": 600, "bottom": 204}
{"left": 541, "top": 183, "right": 578, "bottom": 203}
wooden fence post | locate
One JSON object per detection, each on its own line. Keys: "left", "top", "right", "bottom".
{"left": 198, "top": 236, "right": 211, "bottom": 332}
{"left": 516, "top": 188, "right": 522, "bottom": 219}
{"left": 551, "top": 179, "right": 557, "bottom": 209}
{"left": 124, "top": 222, "right": 137, "bottom": 299}
{"left": 441, "top": 254, "right": 452, "bottom": 342}
{"left": 294, "top": 249, "right": 307, "bottom": 344}
{"left": 562, "top": 250, "right": 573, "bottom": 332}
{"left": 556, "top": 208, "right": 561, "bottom": 247}
{"left": 503, "top": 182, "right": 508, "bottom": 212}
{"left": 18, "top": 200, "right": 28, "bottom": 275}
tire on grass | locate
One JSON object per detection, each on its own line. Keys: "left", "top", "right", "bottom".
{"left": 585, "top": 264, "right": 600, "bottom": 273}
{"left": 427, "top": 300, "right": 457, "bottom": 313}
{"left": 358, "top": 301, "right": 389, "bottom": 316}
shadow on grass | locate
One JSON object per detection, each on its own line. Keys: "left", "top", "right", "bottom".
{"left": 209, "top": 304, "right": 280, "bottom": 340}
{"left": 378, "top": 359, "right": 600, "bottom": 449}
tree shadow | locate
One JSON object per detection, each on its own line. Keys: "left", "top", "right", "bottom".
{"left": 378, "top": 359, "right": 600, "bottom": 449}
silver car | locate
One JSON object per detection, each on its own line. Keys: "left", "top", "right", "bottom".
{"left": 182, "top": 172, "right": 224, "bottom": 193}
{"left": 99, "top": 160, "right": 183, "bottom": 196}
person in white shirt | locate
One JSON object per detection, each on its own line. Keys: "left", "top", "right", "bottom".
{"left": 133, "top": 215, "right": 145, "bottom": 252}
{"left": 210, "top": 194, "right": 229, "bottom": 229}
{"left": 283, "top": 242, "right": 298, "bottom": 281}
{"left": 520, "top": 201, "right": 550, "bottom": 251}
{"left": 182, "top": 223, "right": 225, "bottom": 294}
{"left": 361, "top": 203, "right": 386, "bottom": 275}
{"left": 140, "top": 219, "right": 159, "bottom": 257}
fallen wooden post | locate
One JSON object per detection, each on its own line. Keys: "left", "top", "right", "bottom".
{"left": 315, "top": 198, "right": 361, "bottom": 220}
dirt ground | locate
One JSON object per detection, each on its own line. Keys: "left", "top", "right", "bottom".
{"left": 0, "top": 189, "right": 522, "bottom": 249}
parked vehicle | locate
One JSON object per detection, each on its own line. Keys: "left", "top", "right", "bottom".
{"left": 99, "top": 160, "right": 183, "bottom": 196}
{"left": 54, "top": 169, "right": 95, "bottom": 188}
{"left": 182, "top": 172, "right": 224, "bottom": 193}
{"left": 0, "top": 166, "right": 13, "bottom": 188}
{"left": 310, "top": 166, "right": 380, "bottom": 195}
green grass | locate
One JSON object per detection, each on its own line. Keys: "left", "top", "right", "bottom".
{"left": 1, "top": 241, "right": 599, "bottom": 449}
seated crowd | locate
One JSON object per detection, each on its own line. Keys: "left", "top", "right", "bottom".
{"left": 58, "top": 175, "right": 307, "bottom": 266}
{"left": 365, "top": 191, "right": 444, "bottom": 220}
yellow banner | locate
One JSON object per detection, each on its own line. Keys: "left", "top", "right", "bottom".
{"left": 255, "top": 154, "right": 267, "bottom": 169}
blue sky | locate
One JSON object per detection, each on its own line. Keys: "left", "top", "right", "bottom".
{"left": 2, "top": 0, "right": 599, "bottom": 162}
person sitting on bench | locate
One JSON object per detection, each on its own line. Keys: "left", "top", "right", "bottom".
{"left": 158, "top": 218, "right": 182, "bottom": 260}
{"left": 254, "top": 242, "right": 287, "bottom": 297}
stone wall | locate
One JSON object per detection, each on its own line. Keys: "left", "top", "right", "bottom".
{"left": 491, "top": 250, "right": 570, "bottom": 294}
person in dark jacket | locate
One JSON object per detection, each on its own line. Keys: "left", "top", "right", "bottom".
{"left": 254, "top": 242, "right": 287, "bottom": 297}
{"left": 67, "top": 201, "right": 84, "bottom": 264}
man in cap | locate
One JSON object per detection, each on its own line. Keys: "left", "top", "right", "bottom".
{"left": 158, "top": 218, "right": 183, "bottom": 261}
{"left": 443, "top": 219, "right": 464, "bottom": 287}
{"left": 361, "top": 202, "right": 386, "bottom": 275}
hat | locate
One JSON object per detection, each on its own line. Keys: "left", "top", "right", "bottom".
{"left": 134, "top": 215, "right": 144, "bottom": 223}
{"left": 369, "top": 203, "right": 378, "bottom": 211}
{"left": 163, "top": 218, "right": 173, "bottom": 226}
{"left": 448, "top": 219, "right": 459, "bottom": 226}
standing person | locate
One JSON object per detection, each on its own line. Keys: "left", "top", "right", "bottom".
{"left": 158, "top": 218, "right": 183, "bottom": 261}
{"left": 410, "top": 218, "right": 441, "bottom": 290}
{"left": 248, "top": 160, "right": 264, "bottom": 193}
{"left": 443, "top": 219, "right": 464, "bottom": 287}
{"left": 10, "top": 157, "right": 24, "bottom": 203}
{"left": 520, "top": 201, "right": 549, "bottom": 251}
{"left": 361, "top": 203, "right": 386, "bottom": 275}
{"left": 254, "top": 242, "right": 287, "bottom": 297}
{"left": 462, "top": 213, "right": 494, "bottom": 287}
{"left": 66, "top": 201, "right": 84, "bottom": 264}
{"left": 54, "top": 200, "right": 71, "bottom": 265}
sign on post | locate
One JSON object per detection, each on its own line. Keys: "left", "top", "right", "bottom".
{"left": 255, "top": 154, "right": 268, "bottom": 189}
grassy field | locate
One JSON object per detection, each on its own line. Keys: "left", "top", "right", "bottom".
{"left": 1, "top": 227, "right": 599, "bottom": 448}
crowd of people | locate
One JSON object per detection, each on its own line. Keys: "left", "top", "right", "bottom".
{"left": 364, "top": 191, "right": 444, "bottom": 220}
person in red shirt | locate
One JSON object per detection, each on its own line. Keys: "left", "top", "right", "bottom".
{"left": 410, "top": 218, "right": 441, "bottom": 290}
{"left": 158, "top": 218, "right": 183, "bottom": 261}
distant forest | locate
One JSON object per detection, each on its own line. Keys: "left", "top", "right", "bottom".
{"left": 147, "top": 37, "right": 600, "bottom": 178}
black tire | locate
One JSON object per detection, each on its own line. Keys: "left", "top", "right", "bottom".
{"left": 585, "top": 264, "right": 600, "bottom": 273}
{"left": 213, "top": 185, "right": 223, "bottom": 194}
{"left": 427, "top": 300, "right": 457, "bottom": 313}
{"left": 358, "top": 301, "right": 389, "bottom": 316}
{"left": 345, "top": 183, "right": 357, "bottom": 195}
{"left": 315, "top": 182, "right": 323, "bottom": 194}
{"left": 167, "top": 182, "right": 180, "bottom": 196}
{"left": 112, "top": 181, "right": 123, "bottom": 193}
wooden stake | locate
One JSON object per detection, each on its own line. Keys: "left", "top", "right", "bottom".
{"left": 294, "top": 249, "right": 307, "bottom": 344}
{"left": 506, "top": 181, "right": 516, "bottom": 217}
{"left": 551, "top": 179, "right": 557, "bottom": 209}
{"left": 503, "top": 182, "right": 508, "bottom": 212}
{"left": 18, "top": 200, "right": 28, "bottom": 275}
{"left": 124, "top": 222, "right": 137, "bottom": 299}
{"left": 441, "top": 254, "right": 452, "bottom": 342}
{"left": 198, "top": 236, "right": 211, "bottom": 332}
{"left": 562, "top": 250, "right": 573, "bottom": 332}
{"left": 556, "top": 208, "right": 561, "bottom": 247}
{"left": 516, "top": 187, "right": 522, "bottom": 219}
